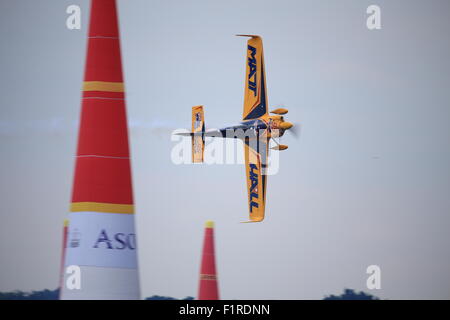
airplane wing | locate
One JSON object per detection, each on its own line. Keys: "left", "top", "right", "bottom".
{"left": 238, "top": 35, "right": 268, "bottom": 121}
{"left": 243, "top": 137, "right": 268, "bottom": 222}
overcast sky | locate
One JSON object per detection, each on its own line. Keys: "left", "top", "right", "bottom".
{"left": 1, "top": 0, "right": 450, "bottom": 299}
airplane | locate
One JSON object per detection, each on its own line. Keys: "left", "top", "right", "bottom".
{"left": 176, "top": 35, "right": 295, "bottom": 223}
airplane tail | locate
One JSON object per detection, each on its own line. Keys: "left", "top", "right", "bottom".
{"left": 191, "top": 105, "right": 205, "bottom": 163}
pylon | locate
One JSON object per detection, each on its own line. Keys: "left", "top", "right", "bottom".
{"left": 60, "top": 0, "right": 139, "bottom": 299}
{"left": 198, "top": 220, "right": 220, "bottom": 300}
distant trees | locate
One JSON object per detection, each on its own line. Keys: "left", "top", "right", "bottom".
{"left": 0, "top": 288, "right": 377, "bottom": 300}
{"left": 145, "top": 295, "right": 195, "bottom": 300}
{"left": 0, "top": 289, "right": 59, "bottom": 300}
{"left": 0, "top": 289, "right": 193, "bottom": 300}
{"left": 324, "top": 289, "right": 379, "bottom": 300}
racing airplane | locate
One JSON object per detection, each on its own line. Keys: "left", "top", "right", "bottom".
{"left": 177, "top": 35, "right": 294, "bottom": 222}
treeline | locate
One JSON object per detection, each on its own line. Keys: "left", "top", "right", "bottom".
{"left": 0, "top": 289, "right": 59, "bottom": 300}
{"left": 323, "top": 289, "right": 379, "bottom": 300}
{"left": 0, "top": 288, "right": 377, "bottom": 300}
{"left": 0, "top": 289, "right": 194, "bottom": 300}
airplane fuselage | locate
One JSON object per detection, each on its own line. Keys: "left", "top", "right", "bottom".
{"left": 216, "top": 115, "right": 287, "bottom": 140}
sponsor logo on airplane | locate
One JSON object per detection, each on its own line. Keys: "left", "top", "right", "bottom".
{"left": 195, "top": 112, "right": 202, "bottom": 129}
{"left": 249, "top": 163, "right": 259, "bottom": 212}
{"left": 247, "top": 45, "right": 257, "bottom": 96}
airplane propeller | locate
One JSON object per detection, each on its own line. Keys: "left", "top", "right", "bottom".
{"left": 271, "top": 105, "right": 300, "bottom": 139}
{"left": 287, "top": 122, "right": 300, "bottom": 139}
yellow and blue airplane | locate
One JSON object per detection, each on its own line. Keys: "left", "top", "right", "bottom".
{"left": 178, "top": 35, "right": 294, "bottom": 222}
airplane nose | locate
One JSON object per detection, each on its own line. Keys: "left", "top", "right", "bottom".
{"left": 279, "top": 122, "right": 293, "bottom": 130}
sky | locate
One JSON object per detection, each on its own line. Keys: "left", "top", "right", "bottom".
{"left": 1, "top": 0, "right": 450, "bottom": 299}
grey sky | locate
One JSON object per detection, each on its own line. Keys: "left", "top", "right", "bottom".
{"left": 1, "top": 0, "right": 450, "bottom": 299}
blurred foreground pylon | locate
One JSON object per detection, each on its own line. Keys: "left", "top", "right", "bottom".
{"left": 198, "top": 220, "right": 220, "bottom": 300}
{"left": 60, "top": 0, "right": 140, "bottom": 299}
